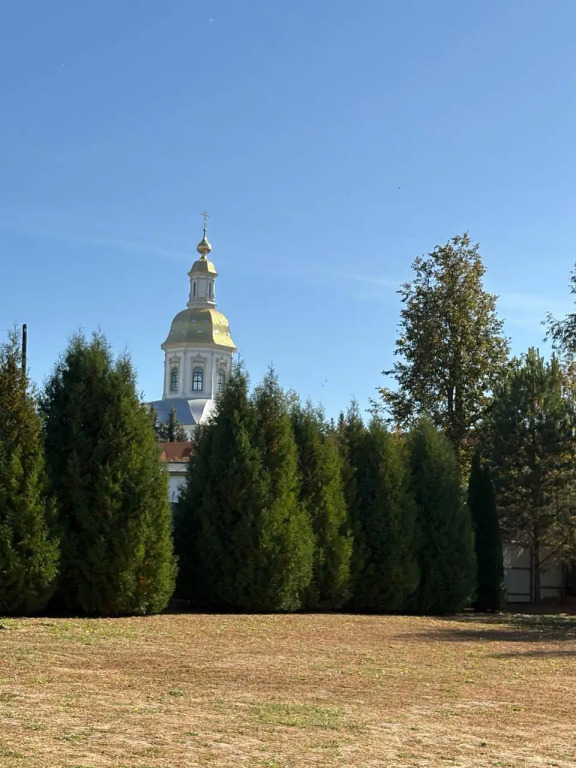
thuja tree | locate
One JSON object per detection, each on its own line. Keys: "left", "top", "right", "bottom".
{"left": 349, "top": 418, "right": 418, "bottom": 612}
{"left": 42, "top": 333, "right": 176, "bottom": 616}
{"left": 251, "top": 369, "right": 314, "bottom": 611}
{"left": 0, "top": 331, "right": 59, "bottom": 614}
{"left": 291, "top": 402, "right": 352, "bottom": 610}
{"left": 335, "top": 400, "right": 367, "bottom": 591}
{"left": 176, "top": 365, "right": 314, "bottom": 611}
{"left": 408, "top": 419, "right": 476, "bottom": 613}
{"left": 468, "top": 452, "right": 505, "bottom": 611}
{"left": 152, "top": 406, "right": 188, "bottom": 442}
{"left": 380, "top": 233, "right": 509, "bottom": 471}
{"left": 174, "top": 363, "right": 266, "bottom": 608}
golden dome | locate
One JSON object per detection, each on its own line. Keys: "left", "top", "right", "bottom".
{"left": 196, "top": 234, "right": 212, "bottom": 258}
{"left": 162, "top": 308, "right": 237, "bottom": 350}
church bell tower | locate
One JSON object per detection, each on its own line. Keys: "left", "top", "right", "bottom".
{"left": 150, "top": 215, "right": 237, "bottom": 434}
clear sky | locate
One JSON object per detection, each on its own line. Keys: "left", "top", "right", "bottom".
{"left": 2, "top": 0, "right": 576, "bottom": 418}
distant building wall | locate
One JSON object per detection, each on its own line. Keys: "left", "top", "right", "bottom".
{"left": 159, "top": 441, "right": 191, "bottom": 513}
{"left": 504, "top": 543, "right": 564, "bottom": 603}
{"left": 168, "top": 464, "right": 188, "bottom": 506}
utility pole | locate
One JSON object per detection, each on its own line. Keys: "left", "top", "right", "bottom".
{"left": 22, "top": 323, "right": 27, "bottom": 373}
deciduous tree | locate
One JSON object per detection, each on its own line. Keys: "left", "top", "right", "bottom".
{"left": 379, "top": 233, "right": 509, "bottom": 469}
{"left": 546, "top": 264, "right": 576, "bottom": 357}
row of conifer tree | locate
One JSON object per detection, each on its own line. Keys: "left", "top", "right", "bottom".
{"left": 0, "top": 331, "right": 503, "bottom": 617}
{"left": 174, "top": 364, "right": 504, "bottom": 615}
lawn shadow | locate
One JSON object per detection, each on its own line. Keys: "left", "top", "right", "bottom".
{"left": 490, "top": 648, "right": 576, "bottom": 658}
{"left": 395, "top": 611, "right": 576, "bottom": 654}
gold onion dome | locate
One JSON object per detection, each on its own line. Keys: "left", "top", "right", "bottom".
{"left": 190, "top": 224, "right": 217, "bottom": 274}
{"left": 196, "top": 233, "right": 212, "bottom": 258}
{"left": 163, "top": 308, "right": 236, "bottom": 350}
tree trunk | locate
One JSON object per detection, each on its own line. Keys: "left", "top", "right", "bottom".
{"left": 533, "top": 541, "right": 541, "bottom": 604}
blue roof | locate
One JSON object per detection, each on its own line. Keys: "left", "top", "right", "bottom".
{"left": 149, "top": 397, "right": 215, "bottom": 427}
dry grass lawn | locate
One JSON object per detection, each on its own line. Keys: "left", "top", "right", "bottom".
{"left": 0, "top": 611, "right": 575, "bottom": 767}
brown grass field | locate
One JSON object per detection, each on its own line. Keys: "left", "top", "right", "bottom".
{"left": 0, "top": 611, "right": 575, "bottom": 767}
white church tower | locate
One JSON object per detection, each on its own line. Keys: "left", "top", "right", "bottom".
{"left": 150, "top": 215, "right": 237, "bottom": 435}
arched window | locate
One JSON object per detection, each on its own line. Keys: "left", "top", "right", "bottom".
{"left": 170, "top": 366, "right": 179, "bottom": 392}
{"left": 192, "top": 367, "right": 204, "bottom": 392}
{"left": 217, "top": 370, "right": 225, "bottom": 393}
{"left": 192, "top": 281, "right": 197, "bottom": 297}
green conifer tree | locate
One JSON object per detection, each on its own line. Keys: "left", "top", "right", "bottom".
{"left": 0, "top": 331, "right": 59, "bottom": 614}
{"left": 291, "top": 402, "right": 352, "bottom": 610}
{"left": 468, "top": 452, "right": 505, "bottom": 611}
{"left": 486, "top": 349, "right": 576, "bottom": 602}
{"left": 152, "top": 406, "right": 188, "bottom": 442}
{"left": 335, "top": 401, "right": 367, "bottom": 592}
{"left": 408, "top": 419, "right": 476, "bottom": 613}
{"left": 42, "top": 333, "right": 176, "bottom": 616}
{"left": 173, "top": 367, "right": 260, "bottom": 606}
{"left": 251, "top": 369, "right": 314, "bottom": 610}
{"left": 176, "top": 364, "right": 313, "bottom": 611}
{"left": 350, "top": 419, "right": 418, "bottom": 612}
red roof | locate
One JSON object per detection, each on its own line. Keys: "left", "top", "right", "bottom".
{"left": 159, "top": 441, "right": 192, "bottom": 463}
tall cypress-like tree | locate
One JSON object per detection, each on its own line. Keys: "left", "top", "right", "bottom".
{"left": 0, "top": 331, "right": 59, "bottom": 614}
{"left": 468, "top": 452, "right": 505, "bottom": 611}
{"left": 350, "top": 419, "right": 418, "bottom": 612}
{"left": 176, "top": 365, "right": 313, "bottom": 611}
{"left": 251, "top": 369, "right": 314, "bottom": 611}
{"left": 174, "top": 363, "right": 267, "bottom": 608}
{"left": 42, "top": 333, "right": 176, "bottom": 616}
{"left": 335, "top": 401, "right": 367, "bottom": 592}
{"left": 408, "top": 419, "right": 476, "bottom": 614}
{"left": 291, "top": 403, "right": 352, "bottom": 610}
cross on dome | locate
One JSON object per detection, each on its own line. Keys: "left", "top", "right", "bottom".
{"left": 201, "top": 210, "right": 210, "bottom": 235}
{"left": 196, "top": 211, "right": 212, "bottom": 258}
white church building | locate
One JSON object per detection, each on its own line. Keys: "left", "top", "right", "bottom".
{"left": 150, "top": 221, "right": 237, "bottom": 437}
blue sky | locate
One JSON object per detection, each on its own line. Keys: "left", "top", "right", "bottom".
{"left": 2, "top": 0, "right": 576, "bottom": 417}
